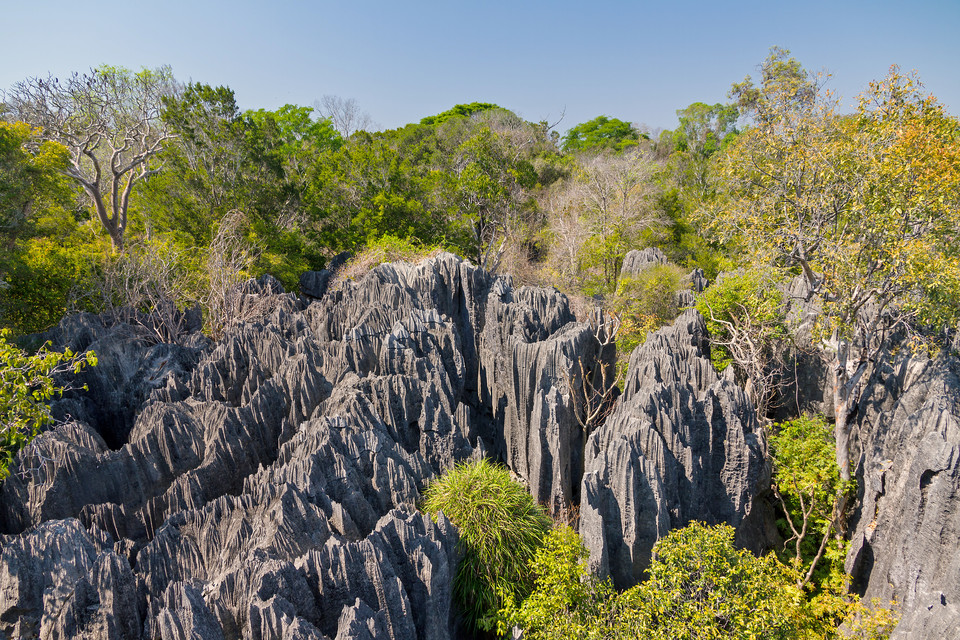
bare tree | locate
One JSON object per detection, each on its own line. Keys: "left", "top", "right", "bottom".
{"left": 3, "top": 66, "right": 180, "bottom": 250}
{"left": 570, "top": 308, "right": 621, "bottom": 440}
{"left": 315, "top": 94, "right": 373, "bottom": 137}
{"left": 88, "top": 240, "right": 197, "bottom": 344}
{"left": 205, "top": 209, "right": 262, "bottom": 338}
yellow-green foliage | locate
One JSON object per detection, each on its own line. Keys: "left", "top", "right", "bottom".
{"left": 610, "top": 263, "right": 688, "bottom": 378}
{"left": 771, "top": 415, "right": 854, "bottom": 588}
{"left": 695, "top": 269, "right": 786, "bottom": 371}
{"left": 332, "top": 235, "right": 442, "bottom": 288}
{"left": 624, "top": 523, "right": 810, "bottom": 639}
{"left": 1, "top": 234, "right": 106, "bottom": 334}
{"left": 497, "top": 526, "right": 617, "bottom": 639}
{"left": 420, "top": 458, "right": 552, "bottom": 632}
{"left": 0, "top": 329, "right": 96, "bottom": 480}
{"left": 499, "top": 522, "right": 898, "bottom": 640}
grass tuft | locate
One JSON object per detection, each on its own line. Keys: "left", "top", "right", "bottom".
{"left": 421, "top": 458, "right": 552, "bottom": 632}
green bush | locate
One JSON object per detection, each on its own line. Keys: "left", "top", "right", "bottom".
{"left": 0, "top": 329, "right": 96, "bottom": 480}
{"left": 695, "top": 269, "right": 786, "bottom": 371}
{"left": 610, "top": 263, "right": 689, "bottom": 380}
{"left": 624, "top": 522, "right": 811, "bottom": 639}
{"left": 420, "top": 458, "right": 552, "bottom": 632}
{"left": 499, "top": 522, "right": 898, "bottom": 640}
{"left": 496, "top": 526, "right": 617, "bottom": 639}
{"left": 695, "top": 268, "right": 787, "bottom": 418}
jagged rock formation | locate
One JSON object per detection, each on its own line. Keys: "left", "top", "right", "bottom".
{"left": 619, "top": 247, "right": 667, "bottom": 277}
{"left": 847, "top": 354, "right": 960, "bottom": 638}
{"left": 578, "top": 309, "right": 773, "bottom": 589}
{"left": 21, "top": 251, "right": 956, "bottom": 636}
{"left": 0, "top": 254, "right": 607, "bottom": 639}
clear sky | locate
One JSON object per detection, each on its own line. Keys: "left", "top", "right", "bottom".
{"left": 2, "top": 0, "right": 957, "bottom": 134}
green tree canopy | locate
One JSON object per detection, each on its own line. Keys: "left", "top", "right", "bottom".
{"left": 561, "top": 115, "right": 643, "bottom": 153}
{"left": 419, "top": 102, "right": 501, "bottom": 126}
{"left": 714, "top": 49, "right": 960, "bottom": 480}
{"left": 4, "top": 65, "right": 180, "bottom": 249}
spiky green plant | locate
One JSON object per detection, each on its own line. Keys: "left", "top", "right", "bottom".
{"left": 421, "top": 458, "right": 552, "bottom": 632}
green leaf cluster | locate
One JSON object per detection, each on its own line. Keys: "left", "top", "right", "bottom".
{"left": 0, "top": 329, "right": 95, "bottom": 480}
{"left": 771, "top": 415, "right": 854, "bottom": 588}
{"left": 611, "top": 263, "right": 689, "bottom": 378}
{"left": 695, "top": 269, "right": 787, "bottom": 371}
{"left": 562, "top": 116, "right": 643, "bottom": 153}
{"left": 497, "top": 525, "right": 618, "bottom": 639}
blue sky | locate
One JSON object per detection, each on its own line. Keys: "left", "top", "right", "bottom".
{"left": 3, "top": 0, "right": 957, "bottom": 133}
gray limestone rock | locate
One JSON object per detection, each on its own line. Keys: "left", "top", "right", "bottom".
{"left": 846, "top": 355, "right": 960, "bottom": 638}
{"left": 0, "top": 519, "right": 139, "bottom": 640}
{"left": 579, "top": 309, "right": 772, "bottom": 588}
{"left": 0, "top": 253, "right": 593, "bottom": 639}
{"left": 619, "top": 247, "right": 667, "bottom": 278}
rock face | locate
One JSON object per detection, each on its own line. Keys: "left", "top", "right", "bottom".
{"left": 847, "top": 355, "right": 960, "bottom": 638}
{"left": 0, "top": 254, "right": 607, "bottom": 640}
{"left": 578, "top": 310, "right": 773, "bottom": 589}
{"left": 5, "top": 250, "right": 954, "bottom": 636}
{"left": 619, "top": 247, "right": 667, "bottom": 278}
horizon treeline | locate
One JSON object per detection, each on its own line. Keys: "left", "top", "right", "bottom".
{"left": 0, "top": 48, "right": 957, "bottom": 347}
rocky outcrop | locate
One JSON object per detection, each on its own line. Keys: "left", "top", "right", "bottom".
{"left": 619, "top": 247, "right": 667, "bottom": 277}
{"left": 0, "top": 253, "right": 606, "bottom": 639}
{"left": 847, "top": 355, "right": 960, "bottom": 638}
{"left": 579, "top": 309, "right": 773, "bottom": 589}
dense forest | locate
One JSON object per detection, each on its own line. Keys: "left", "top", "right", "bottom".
{"left": 1, "top": 47, "right": 959, "bottom": 638}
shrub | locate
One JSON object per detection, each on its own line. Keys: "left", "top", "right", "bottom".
{"left": 610, "top": 263, "right": 689, "bottom": 380}
{"left": 623, "top": 522, "right": 810, "bottom": 639}
{"left": 331, "top": 234, "right": 442, "bottom": 289}
{"left": 496, "top": 526, "right": 617, "bottom": 639}
{"left": 420, "top": 458, "right": 552, "bottom": 632}
{"left": 771, "top": 415, "right": 854, "bottom": 590}
{"left": 500, "top": 522, "right": 899, "bottom": 640}
{"left": 0, "top": 329, "right": 95, "bottom": 480}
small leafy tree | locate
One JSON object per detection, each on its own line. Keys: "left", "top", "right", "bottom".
{"left": 562, "top": 116, "right": 643, "bottom": 154}
{"left": 500, "top": 522, "right": 897, "bottom": 639}
{"left": 612, "top": 263, "right": 688, "bottom": 379}
{"left": 696, "top": 269, "right": 788, "bottom": 420}
{"left": 623, "top": 522, "right": 810, "bottom": 639}
{"left": 771, "top": 415, "right": 853, "bottom": 589}
{"left": 497, "top": 526, "right": 618, "bottom": 639}
{"left": 420, "top": 458, "right": 552, "bottom": 633}
{"left": 0, "top": 121, "right": 73, "bottom": 243}
{"left": 0, "top": 330, "right": 96, "bottom": 480}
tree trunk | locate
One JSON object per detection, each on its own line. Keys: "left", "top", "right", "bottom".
{"left": 832, "top": 348, "right": 853, "bottom": 482}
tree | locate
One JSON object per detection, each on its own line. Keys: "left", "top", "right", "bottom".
{"left": 496, "top": 526, "right": 618, "bottom": 639}
{"left": 419, "top": 102, "right": 500, "bottom": 126}
{"left": 571, "top": 151, "right": 660, "bottom": 293}
{"left": 315, "top": 94, "right": 373, "bottom": 137}
{"left": 771, "top": 415, "right": 852, "bottom": 589}
{"left": 498, "top": 521, "right": 897, "bottom": 639}
{"left": 562, "top": 115, "right": 642, "bottom": 153}
{"left": 696, "top": 269, "right": 789, "bottom": 421}
{"left": 666, "top": 102, "right": 739, "bottom": 204}
{"left": 714, "top": 49, "right": 960, "bottom": 480}
{"left": 0, "top": 122, "right": 72, "bottom": 245}
{"left": 625, "top": 523, "right": 811, "bottom": 639}
{"left": 147, "top": 82, "right": 248, "bottom": 243}
{"left": 4, "top": 66, "right": 180, "bottom": 250}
